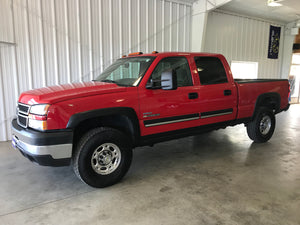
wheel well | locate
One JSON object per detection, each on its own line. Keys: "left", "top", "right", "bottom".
{"left": 253, "top": 93, "right": 281, "bottom": 118}
{"left": 260, "top": 97, "right": 279, "bottom": 111}
{"left": 73, "top": 114, "right": 138, "bottom": 149}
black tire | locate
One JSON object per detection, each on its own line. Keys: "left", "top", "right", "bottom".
{"left": 73, "top": 127, "right": 132, "bottom": 188}
{"left": 246, "top": 107, "right": 276, "bottom": 143}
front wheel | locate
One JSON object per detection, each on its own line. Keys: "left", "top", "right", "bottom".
{"left": 246, "top": 107, "right": 276, "bottom": 143}
{"left": 73, "top": 127, "right": 132, "bottom": 188}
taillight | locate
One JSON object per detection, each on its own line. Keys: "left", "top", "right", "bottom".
{"left": 288, "top": 82, "right": 291, "bottom": 102}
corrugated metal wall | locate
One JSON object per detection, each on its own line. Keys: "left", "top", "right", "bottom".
{"left": 0, "top": 0, "right": 192, "bottom": 141}
{"left": 204, "top": 11, "right": 284, "bottom": 79}
{"left": 0, "top": 0, "right": 16, "bottom": 142}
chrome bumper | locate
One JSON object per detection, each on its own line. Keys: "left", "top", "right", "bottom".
{"left": 12, "top": 119, "right": 73, "bottom": 167}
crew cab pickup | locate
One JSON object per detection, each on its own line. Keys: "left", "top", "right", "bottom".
{"left": 12, "top": 52, "right": 290, "bottom": 187}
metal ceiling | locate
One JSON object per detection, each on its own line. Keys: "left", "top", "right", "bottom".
{"left": 218, "top": 0, "right": 300, "bottom": 24}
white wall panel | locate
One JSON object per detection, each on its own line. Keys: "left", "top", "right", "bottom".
{"left": 0, "top": 51, "right": 6, "bottom": 140}
{"left": 91, "top": 0, "right": 102, "bottom": 78}
{"left": 0, "top": 0, "right": 192, "bottom": 141}
{"left": 0, "top": 46, "right": 18, "bottom": 141}
{"left": 55, "top": 0, "right": 69, "bottom": 84}
{"left": 0, "top": 0, "right": 14, "bottom": 43}
{"left": 204, "top": 11, "right": 284, "bottom": 79}
{"left": 42, "top": 0, "right": 58, "bottom": 86}
{"left": 13, "top": 0, "right": 32, "bottom": 92}
{"left": 28, "top": 0, "right": 46, "bottom": 88}
{"left": 185, "top": 5, "right": 191, "bottom": 51}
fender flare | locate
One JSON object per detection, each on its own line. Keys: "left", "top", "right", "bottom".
{"left": 252, "top": 92, "right": 281, "bottom": 118}
{"left": 66, "top": 107, "right": 140, "bottom": 142}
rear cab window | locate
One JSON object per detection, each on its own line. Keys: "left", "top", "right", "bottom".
{"left": 194, "top": 57, "right": 228, "bottom": 85}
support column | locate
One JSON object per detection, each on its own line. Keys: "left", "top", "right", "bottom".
{"left": 281, "top": 22, "right": 297, "bottom": 79}
{"left": 190, "top": 0, "right": 207, "bottom": 52}
{"left": 190, "top": 0, "right": 231, "bottom": 52}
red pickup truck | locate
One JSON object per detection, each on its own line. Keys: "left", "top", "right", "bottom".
{"left": 12, "top": 52, "right": 290, "bottom": 187}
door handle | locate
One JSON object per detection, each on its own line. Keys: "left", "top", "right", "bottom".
{"left": 224, "top": 90, "right": 232, "bottom": 96}
{"left": 188, "top": 92, "right": 198, "bottom": 99}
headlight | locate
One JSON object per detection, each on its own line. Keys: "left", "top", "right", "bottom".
{"left": 29, "top": 104, "right": 50, "bottom": 115}
{"left": 28, "top": 104, "right": 50, "bottom": 131}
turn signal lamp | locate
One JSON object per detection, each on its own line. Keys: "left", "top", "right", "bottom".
{"left": 28, "top": 104, "right": 50, "bottom": 131}
{"left": 128, "top": 52, "right": 143, "bottom": 56}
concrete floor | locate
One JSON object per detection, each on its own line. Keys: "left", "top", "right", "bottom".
{"left": 0, "top": 105, "right": 300, "bottom": 225}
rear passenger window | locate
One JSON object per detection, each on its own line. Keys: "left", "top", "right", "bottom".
{"left": 194, "top": 57, "right": 228, "bottom": 85}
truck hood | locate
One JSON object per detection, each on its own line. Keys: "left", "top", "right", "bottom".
{"left": 19, "top": 82, "right": 127, "bottom": 105}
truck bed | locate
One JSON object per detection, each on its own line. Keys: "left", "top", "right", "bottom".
{"left": 235, "top": 79, "right": 289, "bottom": 120}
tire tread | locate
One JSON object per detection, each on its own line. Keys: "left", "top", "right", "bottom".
{"left": 246, "top": 107, "right": 275, "bottom": 143}
{"left": 72, "top": 127, "right": 132, "bottom": 187}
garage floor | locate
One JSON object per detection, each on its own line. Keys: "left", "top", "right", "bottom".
{"left": 0, "top": 104, "right": 299, "bottom": 225}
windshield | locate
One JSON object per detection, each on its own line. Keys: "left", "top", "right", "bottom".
{"left": 94, "top": 57, "right": 155, "bottom": 86}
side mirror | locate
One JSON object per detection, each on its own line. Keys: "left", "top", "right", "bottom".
{"left": 161, "top": 70, "right": 177, "bottom": 90}
{"left": 146, "top": 70, "right": 177, "bottom": 90}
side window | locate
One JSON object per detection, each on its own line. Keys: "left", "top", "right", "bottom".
{"left": 194, "top": 57, "right": 228, "bottom": 85}
{"left": 150, "top": 57, "right": 193, "bottom": 88}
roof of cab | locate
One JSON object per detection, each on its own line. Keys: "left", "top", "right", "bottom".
{"left": 126, "top": 51, "right": 223, "bottom": 58}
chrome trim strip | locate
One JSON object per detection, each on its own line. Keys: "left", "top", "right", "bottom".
{"left": 200, "top": 111, "right": 232, "bottom": 119}
{"left": 12, "top": 135, "right": 72, "bottom": 159}
{"left": 145, "top": 116, "right": 199, "bottom": 127}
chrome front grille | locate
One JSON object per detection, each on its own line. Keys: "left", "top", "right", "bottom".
{"left": 17, "top": 103, "right": 30, "bottom": 128}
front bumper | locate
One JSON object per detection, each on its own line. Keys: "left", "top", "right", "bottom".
{"left": 11, "top": 119, "right": 73, "bottom": 167}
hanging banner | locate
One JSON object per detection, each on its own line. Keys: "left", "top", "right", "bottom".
{"left": 268, "top": 25, "right": 281, "bottom": 59}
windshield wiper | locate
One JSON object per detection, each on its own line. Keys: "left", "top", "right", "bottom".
{"left": 99, "top": 79, "right": 117, "bottom": 83}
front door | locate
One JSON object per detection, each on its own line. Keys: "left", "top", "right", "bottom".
{"left": 139, "top": 56, "right": 200, "bottom": 136}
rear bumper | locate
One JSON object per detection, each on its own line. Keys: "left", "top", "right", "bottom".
{"left": 283, "top": 103, "right": 290, "bottom": 111}
{"left": 278, "top": 103, "right": 290, "bottom": 113}
{"left": 11, "top": 119, "right": 73, "bottom": 167}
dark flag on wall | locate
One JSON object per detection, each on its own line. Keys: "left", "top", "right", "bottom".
{"left": 268, "top": 25, "right": 281, "bottom": 59}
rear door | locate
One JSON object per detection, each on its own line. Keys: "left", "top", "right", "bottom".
{"left": 193, "top": 56, "right": 237, "bottom": 125}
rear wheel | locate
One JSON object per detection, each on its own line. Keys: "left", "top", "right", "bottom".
{"left": 73, "top": 127, "right": 132, "bottom": 188}
{"left": 246, "top": 107, "right": 275, "bottom": 143}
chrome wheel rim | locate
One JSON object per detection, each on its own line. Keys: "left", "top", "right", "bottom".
{"left": 91, "top": 143, "right": 121, "bottom": 175}
{"left": 259, "top": 115, "right": 271, "bottom": 135}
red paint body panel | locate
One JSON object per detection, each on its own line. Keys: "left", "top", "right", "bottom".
{"left": 17, "top": 52, "right": 289, "bottom": 138}
{"left": 236, "top": 81, "right": 289, "bottom": 119}
{"left": 46, "top": 87, "right": 139, "bottom": 129}
{"left": 19, "top": 82, "right": 126, "bottom": 105}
